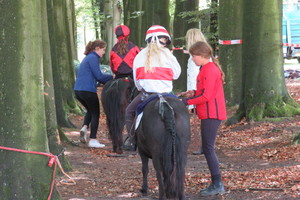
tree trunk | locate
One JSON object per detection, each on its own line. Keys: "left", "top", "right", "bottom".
{"left": 91, "top": 0, "right": 101, "bottom": 39}
{"left": 173, "top": 0, "right": 199, "bottom": 91}
{"left": 42, "top": 0, "right": 71, "bottom": 170}
{"left": 140, "top": 0, "right": 171, "bottom": 43}
{"left": 152, "top": 0, "right": 170, "bottom": 30}
{"left": 0, "top": 1, "right": 60, "bottom": 199}
{"left": 113, "top": 0, "right": 122, "bottom": 45}
{"left": 229, "top": 0, "right": 300, "bottom": 124}
{"left": 123, "top": 0, "right": 143, "bottom": 47}
{"left": 102, "top": 0, "right": 114, "bottom": 64}
{"left": 209, "top": 0, "right": 219, "bottom": 52}
{"left": 219, "top": 0, "right": 243, "bottom": 106}
{"left": 66, "top": 0, "right": 77, "bottom": 61}
{"left": 47, "top": 0, "right": 77, "bottom": 127}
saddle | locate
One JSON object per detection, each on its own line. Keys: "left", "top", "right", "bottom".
{"left": 134, "top": 93, "right": 177, "bottom": 130}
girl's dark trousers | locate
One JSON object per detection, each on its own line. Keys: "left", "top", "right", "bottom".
{"left": 75, "top": 90, "right": 100, "bottom": 139}
{"left": 201, "top": 118, "right": 222, "bottom": 182}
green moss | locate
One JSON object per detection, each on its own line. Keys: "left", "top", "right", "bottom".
{"left": 247, "top": 103, "right": 265, "bottom": 121}
{"left": 262, "top": 117, "right": 293, "bottom": 123}
{"left": 242, "top": 90, "right": 300, "bottom": 122}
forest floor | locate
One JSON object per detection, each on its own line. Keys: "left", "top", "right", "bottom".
{"left": 57, "top": 79, "right": 300, "bottom": 200}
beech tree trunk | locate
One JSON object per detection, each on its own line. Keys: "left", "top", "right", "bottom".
{"left": 102, "top": 0, "right": 114, "bottom": 63}
{"left": 47, "top": 0, "right": 78, "bottom": 127}
{"left": 0, "top": 1, "right": 61, "bottom": 199}
{"left": 123, "top": 0, "right": 143, "bottom": 47}
{"left": 219, "top": 0, "right": 243, "bottom": 106}
{"left": 173, "top": 0, "right": 199, "bottom": 91}
{"left": 228, "top": 0, "right": 300, "bottom": 124}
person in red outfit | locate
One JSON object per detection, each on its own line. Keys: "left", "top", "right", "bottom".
{"left": 110, "top": 25, "right": 140, "bottom": 79}
{"left": 181, "top": 41, "right": 226, "bottom": 197}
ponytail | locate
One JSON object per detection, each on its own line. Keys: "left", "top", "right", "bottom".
{"left": 189, "top": 41, "right": 225, "bottom": 83}
{"left": 84, "top": 41, "right": 93, "bottom": 55}
{"left": 211, "top": 57, "right": 225, "bottom": 83}
{"left": 84, "top": 40, "right": 106, "bottom": 55}
{"left": 116, "top": 39, "right": 128, "bottom": 55}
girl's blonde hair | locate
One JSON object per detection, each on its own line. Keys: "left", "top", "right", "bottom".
{"left": 189, "top": 41, "right": 225, "bottom": 83}
{"left": 185, "top": 28, "right": 207, "bottom": 50}
{"left": 144, "top": 42, "right": 171, "bottom": 73}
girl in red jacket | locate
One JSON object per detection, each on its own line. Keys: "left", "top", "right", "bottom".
{"left": 181, "top": 41, "right": 226, "bottom": 196}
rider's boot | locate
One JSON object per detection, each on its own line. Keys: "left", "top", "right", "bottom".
{"left": 123, "top": 120, "right": 137, "bottom": 151}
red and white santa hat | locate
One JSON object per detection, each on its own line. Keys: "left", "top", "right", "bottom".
{"left": 145, "top": 25, "right": 171, "bottom": 42}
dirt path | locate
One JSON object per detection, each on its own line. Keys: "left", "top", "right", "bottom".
{"left": 57, "top": 80, "right": 300, "bottom": 200}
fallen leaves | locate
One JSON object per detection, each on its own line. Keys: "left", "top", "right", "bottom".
{"left": 58, "top": 81, "right": 300, "bottom": 199}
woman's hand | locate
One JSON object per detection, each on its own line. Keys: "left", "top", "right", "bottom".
{"left": 177, "top": 90, "right": 195, "bottom": 98}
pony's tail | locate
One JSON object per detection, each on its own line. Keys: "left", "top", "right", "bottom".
{"left": 160, "top": 97, "right": 184, "bottom": 199}
{"left": 103, "top": 80, "right": 124, "bottom": 145}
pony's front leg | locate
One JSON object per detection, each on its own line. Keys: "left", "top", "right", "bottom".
{"left": 140, "top": 154, "right": 149, "bottom": 195}
{"left": 156, "top": 171, "right": 166, "bottom": 200}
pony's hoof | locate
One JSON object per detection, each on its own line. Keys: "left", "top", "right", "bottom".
{"left": 140, "top": 188, "right": 148, "bottom": 196}
{"left": 123, "top": 144, "right": 136, "bottom": 151}
{"left": 106, "top": 153, "right": 127, "bottom": 157}
{"left": 116, "top": 148, "right": 123, "bottom": 154}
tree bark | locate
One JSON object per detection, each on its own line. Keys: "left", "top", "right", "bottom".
{"left": 0, "top": 0, "right": 60, "bottom": 199}
{"left": 172, "top": 0, "right": 199, "bottom": 91}
{"left": 102, "top": 0, "right": 114, "bottom": 64}
{"left": 91, "top": 0, "right": 101, "bottom": 39}
{"left": 209, "top": 0, "right": 219, "bottom": 52}
{"left": 113, "top": 0, "right": 122, "bottom": 46}
{"left": 42, "top": 0, "right": 71, "bottom": 170}
{"left": 66, "top": 0, "right": 77, "bottom": 61}
{"left": 228, "top": 0, "right": 300, "bottom": 124}
{"left": 219, "top": 0, "right": 243, "bottom": 106}
{"left": 47, "top": 0, "right": 77, "bottom": 127}
{"left": 123, "top": 0, "right": 143, "bottom": 47}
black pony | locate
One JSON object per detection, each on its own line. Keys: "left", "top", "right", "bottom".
{"left": 136, "top": 94, "right": 190, "bottom": 200}
{"left": 101, "top": 77, "right": 137, "bottom": 154}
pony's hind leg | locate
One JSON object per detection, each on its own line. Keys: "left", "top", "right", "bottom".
{"left": 139, "top": 153, "right": 149, "bottom": 195}
{"left": 156, "top": 171, "right": 166, "bottom": 200}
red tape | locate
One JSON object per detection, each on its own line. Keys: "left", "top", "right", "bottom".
{"left": 219, "top": 40, "right": 300, "bottom": 47}
{"left": 172, "top": 47, "right": 189, "bottom": 54}
{"left": 283, "top": 43, "right": 300, "bottom": 47}
{"left": 0, "top": 146, "right": 57, "bottom": 200}
{"left": 219, "top": 39, "right": 242, "bottom": 45}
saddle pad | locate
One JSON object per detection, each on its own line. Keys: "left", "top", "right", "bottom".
{"left": 134, "top": 93, "right": 177, "bottom": 130}
{"left": 135, "top": 112, "right": 143, "bottom": 130}
{"left": 135, "top": 93, "right": 177, "bottom": 115}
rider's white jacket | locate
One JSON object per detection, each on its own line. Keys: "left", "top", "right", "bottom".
{"left": 133, "top": 47, "right": 181, "bottom": 93}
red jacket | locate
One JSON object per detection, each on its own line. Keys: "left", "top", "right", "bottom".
{"left": 186, "top": 62, "right": 226, "bottom": 120}
{"left": 110, "top": 41, "right": 140, "bottom": 75}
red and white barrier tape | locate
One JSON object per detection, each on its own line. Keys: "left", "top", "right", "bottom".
{"left": 172, "top": 47, "right": 189, "bottom": 54}
{"left": 219, "top": 39, "right": 242, "bottom": 45}
{"left": 283, "top": 43, "right": 300, "bottom": 47}
{"left": 219, "top": 40, "right": 300, "bottom": 47}
{"left": 171, "top": 40, "right": 300, "bottom": 53}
